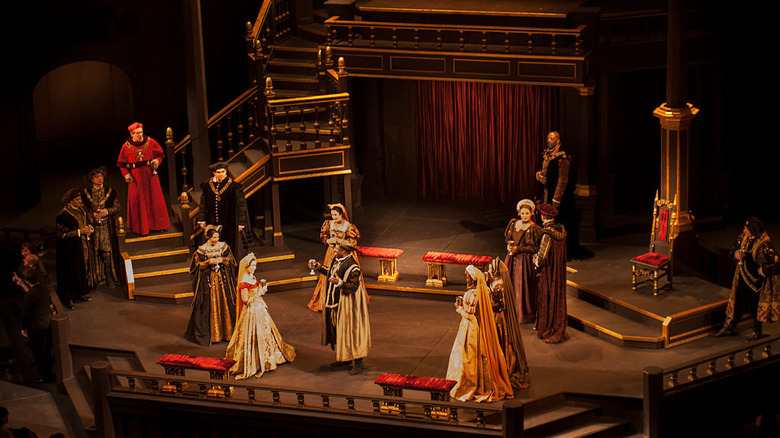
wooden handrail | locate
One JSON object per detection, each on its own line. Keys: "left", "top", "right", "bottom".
{"left": 267, "top": 92, "right": 349, "bottom": 107}
{"left": 325, "top": 16, "right": 587, "bottom": 36}
{"left": 249, "top": 0, "right": 273, "bottom": 42}
{"left": 207, "top": 85, "right": 259, "bottom": 127}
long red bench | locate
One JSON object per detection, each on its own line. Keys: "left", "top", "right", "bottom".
{"left": 156, "top": 354, "right": 236, "bottom": 395}
{"left": 356, "top": 246, "right": 403, "bottom": 282}
{"left": 420, "top": 251, "right": 493, "bottom": 287}
{"left": 374, "top": 373, "right": 457, "bottom": 417}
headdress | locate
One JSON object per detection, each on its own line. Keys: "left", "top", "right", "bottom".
{"left": 537, "top": 202, "right": 558, "bottom": 218}
{"left": 327, "top": 203, "right": 349, "bottom": 221}
{"left": 239, "top": 252, "right": 257, "bottom": 276}
{"left": 127, "top": 122, "right": 143, "bottom": 132}
{"left": 746, "top": 217, "right": 766, "bottom": 237}
{"left": 86, "top": 166, "right": 107, "bottom": 184}
{"left": 61, "top": 188, "right": 82, "bottom": 204}
{"left": 516, "top": 199, "right": 535, "bottom": 214}
{"left": 209, "top": 161, "right": 229, "bottom": 172}
{"left": 204, "top": 224, "right": 223, "bottom": 237}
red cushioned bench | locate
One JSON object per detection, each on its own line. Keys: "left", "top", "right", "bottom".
{"left": 420, "top": 251, "right": 493, "bottom": 287}
{"left": 374, "top": 373, "right": 457, "bottom": 417}
{"left": 156, "top": 354, "right": 236, "bottom": 394}
{"left": 356, "top": 246, "right": 403, "bottom": 282}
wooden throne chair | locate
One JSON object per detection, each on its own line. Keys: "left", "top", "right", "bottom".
{"left": 630, "top": 192, "right": 677, "bottom": 295}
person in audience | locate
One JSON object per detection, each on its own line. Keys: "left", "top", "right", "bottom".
{"left": 446, "top": 265, "right": 513, "bottom": 402}
{"left": 14, "top": 269, "right": 55, "bottom": 383}
{"left": 117, "top": 122, "right": 170, "bottom": 236}
{"left": 55, "top": 188, "right": 93, "bottom": 309}
{"left": 185, "top": 226, "right": 237, "bottom": 346}
{"left": 307, "top": 203, "right": 361, "bottom": 312}
{"left": 504, "top": 199, "right": 541, "bottom": 324}
{"left": 225, "top": 253, "right": 295, "bottom": 379}
{"left": 309, "top": 238, "right": 371, "bottom": 375}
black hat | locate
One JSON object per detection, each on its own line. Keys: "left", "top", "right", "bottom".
{"left": 209, "top": 161, "right": 228, "bottom": 172}
{"left": 746, "top": 217, "right": 765, "bottom": 237}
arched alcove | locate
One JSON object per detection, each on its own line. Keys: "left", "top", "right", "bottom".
{"left": 33, "top": 61, "right": 133, "bottom": 173}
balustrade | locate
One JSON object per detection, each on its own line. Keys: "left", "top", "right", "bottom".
{"left": 324, "top": 17, "right": 587, "bottom": 57}
{"left": 105, "top": 369, "right": 501, "bottom": 433}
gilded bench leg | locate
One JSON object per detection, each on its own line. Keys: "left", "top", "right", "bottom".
{"left": 378, "top": 258, "right": 400, "bottom": 282}
{"left": 426, "top": 262, "right": 446, "bottom": 287}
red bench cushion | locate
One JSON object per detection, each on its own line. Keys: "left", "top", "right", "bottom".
{"left": 156, "top": 354, "right": 236, "bottom": 372}
{"left": 421, "top": 251, "right": 492, "bottom": 266}
{"left": 631, "top": 252, "right": 670, "bottom": 267}
{"left": 374, "top": 373, "right": 457, "bottom": 392}
{"left": 356, "top": 246, "right": 404, "bottom": 258}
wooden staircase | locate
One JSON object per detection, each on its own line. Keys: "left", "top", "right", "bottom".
{"left": 519, "top": 394, "right": 638, "bottom": 438}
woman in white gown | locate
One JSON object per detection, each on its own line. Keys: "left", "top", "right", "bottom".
{"left": 225, "top": 253, "right": 295, "bottom": 379}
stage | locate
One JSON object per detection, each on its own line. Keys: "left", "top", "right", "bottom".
{"left": 2, "top": 176, "right": 779, "bottom": 437}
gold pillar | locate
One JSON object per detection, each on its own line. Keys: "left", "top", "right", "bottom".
{"left": 653, "top": 103, "right": 698, "bottom": 232}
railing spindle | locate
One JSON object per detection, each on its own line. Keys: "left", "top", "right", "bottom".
{"left": 299, "top": 107, "right": 307, "bottom": 149}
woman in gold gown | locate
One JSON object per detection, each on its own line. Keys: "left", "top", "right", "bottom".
{"left": 446, "top": 265, "right": 513, "bottom": 402}
{"left": 307, "top": 203, "right": 361, "bottom": 312}
{"left": 185, "top": 226, "right": 236, "bottom": 346}
{"left": 226, "top": 253, "right": 295, "bottom": 379}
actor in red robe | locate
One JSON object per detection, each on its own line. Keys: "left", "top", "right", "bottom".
{"left": 533, "top": 203, "right": 568, "bottom": 344}
{"left": 117, "top": 122, "right": 170, "bottom": 235}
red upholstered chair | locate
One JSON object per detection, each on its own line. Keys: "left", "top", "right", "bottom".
{"left": 631, "top": 192, "right": 677, "bottom": 295}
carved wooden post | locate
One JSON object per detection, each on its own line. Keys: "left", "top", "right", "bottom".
{"left": 91, "top": 360, "right": 115, "bottom": 438}
{"left": 51, "top": 314, "right": 72, "bottom": 384}
{"left": 265, "top": 77, "right": 277, "bottom": 153}
{"left": 165, "top": 128, "right": 178, "bottom": 214}
{"left": 502, "top": 399, "right": 524, "bottom": 438}
{"left": 179, "top": 192, "right": 193, "bottom": 249}
{"left": 644, "top": 366, "right": 663, "bottom": 438}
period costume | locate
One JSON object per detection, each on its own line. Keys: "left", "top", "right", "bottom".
{"left": 488, "top": 259, "right": 530, "bottom": 389}
{"left": 81, "top": 174, "right": 124, "bottom": 288}
{"left": 55, "top": 198, "right": 91, "bottom": 305}
{"left": 185, "top": 240, "right": 237, "bottom": 345}
{"left": 534, "top": 204, "right": 568, "bottom": 344}
{"left": 225, "top": 254, "right": 295, "bottom": 379}
{"left": 307, "top": 204, "right": 361, "bottom": 312}
{"left": 117, "top": 123, "right": 170, "bottom": 235}
{"left": 537, "top": 133, "right": 579, "bottom": 257}
{"left": 715, "top": 218, "right": 780, "bottom": 339}
{"left": 446, "top": 265, "right": 513, "bottom": 402}
{"left": 504, "top": 201, "right": 542, "bottom": 323}
{"left": 315, "top": 242, "right": 371, "bottom": 367}
{"left": 197, "top": 162, "right": 250, "bottom": 259}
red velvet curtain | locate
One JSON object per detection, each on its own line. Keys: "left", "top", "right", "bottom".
{"left": 416, "top": 81, "right": 557, "bottom": 202}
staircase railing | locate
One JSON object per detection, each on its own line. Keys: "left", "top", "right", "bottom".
{"left": 325, "top": 16, "right": 587, "bottom": 56}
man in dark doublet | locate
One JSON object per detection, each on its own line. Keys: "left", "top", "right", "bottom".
{"left": 535, "top": 131, "right": 581, "bottom": 258}
{"left": 55, "top": 188, "right": 93, "bottom": 309}
{"left": 197, "top": 162, "right": 250, "bottom": 260}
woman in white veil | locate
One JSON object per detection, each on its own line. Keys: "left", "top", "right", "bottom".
{"left": 225, "top": 253, "right": 295, "bottom": 379}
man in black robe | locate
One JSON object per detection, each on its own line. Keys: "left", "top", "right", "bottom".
{"left": 55, "top": 188, "right": 93, "bottom": 309}
{"left": 197, "top": 162, "right": 250, "bottom": 259}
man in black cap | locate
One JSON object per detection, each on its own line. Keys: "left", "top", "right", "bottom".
{"left": 55, "top": 188, "right": 93, "bottom": 309}
{"left": 714, "top": 217, "right": 780, "bottom": 340}
{"left": 197, "top": 162, "right": 250, "bottom": 259}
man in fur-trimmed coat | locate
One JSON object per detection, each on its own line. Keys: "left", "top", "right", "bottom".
{"left": 309, "top": 238, "right": 371, "bottom": 375}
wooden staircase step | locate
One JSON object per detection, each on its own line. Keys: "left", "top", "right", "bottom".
{"left": 122, "top": 231, "right": 184, "bottom": 251}
{"left": 267, "top": 88, "right": 322, "bottom": 99}
{"left": 127, "top": 247, "right": 190, "bottom": 268}
{"left": 544, "top": 418, "right": 631, "bottom": 438}
{"left": 271, "top": 139, "right": 347, "bottom": 153}
{"left": 244, "top": 148, "right": 268, "bottom": 164}
{"left": 524, "top": 401, "right": 601, "bottom": 435}
{"left": 275, "top": 36, "right": 319, "bottom": 51}
{"left": 297, "top": 22, "right": 328, "bottom": 42}
{"left": 567, "top": 298, "right": 664, "bottom": 349}
{"left": 132, "top": 280, "right": 194, "bottom": 304}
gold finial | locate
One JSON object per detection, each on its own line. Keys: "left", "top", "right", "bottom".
{"left": 116, "top": 216, "right": 125, "bottom": 236}
{"left": 338, "top": 57, "right": 346, "bottom": 75}
{"left": 179, "top": 192, "right": 190, "bottom": 204}
{"left": 265, "top": 77, "right": 275, "bottom": 97}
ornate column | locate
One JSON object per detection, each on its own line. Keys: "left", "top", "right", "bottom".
{"left": 574, "top": 85, "right": 598, "bottom": 242}
{"left": 653, "top": 0, "right": 697, "bottom": 232}
{"left": 653, "top": 103, "right": 698, "bottom": 232}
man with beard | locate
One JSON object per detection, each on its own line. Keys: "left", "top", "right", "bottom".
{"left": 82, "top": 166, "right": 124, "bottom": 288}
{"left": 309, "top": 239, "right": 371, "bottom": 375}
{"left": 55, "top": 188, "right": 93, "bottom": 309}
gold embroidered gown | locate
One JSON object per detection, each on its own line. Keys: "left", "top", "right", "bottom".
{"left": 226, "top": 279, "right": 295, "bottom": 379}
{"left": 307, "top": 219, "right": 361, "bottom": 311}
{"left": 446, "top": 268, "right": 513, "bottom": 402}
{"left": 185, "top": 241, "right": 237, "bottom": 346}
